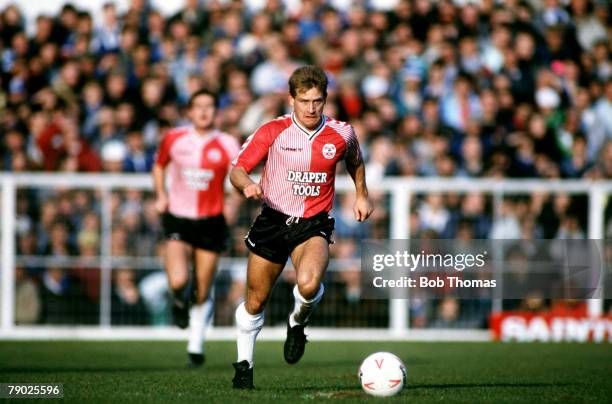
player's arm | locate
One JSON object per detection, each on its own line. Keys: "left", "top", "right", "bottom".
{"left": 230, "top": 125, "right": 276, "bottom": 200}
{"left": 230, "top": 166, "right": 263, "bottom": 200}
{"left": 152, "top": 163, "right": 169, "bottom": 213}
{"left": 152, "top": 132, "right": 175, "bottom": 213}
{"left": 345, "top": 131, "right": 373, "bottom": 222}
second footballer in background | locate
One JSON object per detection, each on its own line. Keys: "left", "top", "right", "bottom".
{"left": 153, "top": 89, "right": 240, "bottom": 367}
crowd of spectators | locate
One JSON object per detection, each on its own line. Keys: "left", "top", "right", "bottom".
{"left": 2, "top": 0, "right": 611, "bottom": 327}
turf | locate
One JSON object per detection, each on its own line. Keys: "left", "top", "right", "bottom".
{"left": 0, "top": 340, "right": 610, "bottom": 403}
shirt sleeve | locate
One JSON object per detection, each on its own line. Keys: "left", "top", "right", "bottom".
{"left": 155, "top": 132, "right": 173, "bottom": 167}
{"left": 219, "top": 134, "right": 242, "bottom": 166}
{"left": 344, "top": 126, "right": 362, "bottom": 167}
{"left": 232, "top": 124, "right": 276, "bottom": 173}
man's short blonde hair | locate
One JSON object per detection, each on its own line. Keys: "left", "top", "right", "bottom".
{"left": 288, "top": 65, "right": 328, "bottom": 98}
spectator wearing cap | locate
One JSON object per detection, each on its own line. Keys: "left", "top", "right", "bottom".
{"left": 101, "top": 140, "right": 127, "bottom": 172}
{"left": 535, "top": 84, "right": 564, "bottom": 129}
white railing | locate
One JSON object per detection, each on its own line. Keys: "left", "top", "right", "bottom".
{"left": 1, "top": 173, "right": 610, "bottom": 339}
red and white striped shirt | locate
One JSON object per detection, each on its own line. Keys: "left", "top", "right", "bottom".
{"left": 156, "top": 126, "right": 240, "bottom": 219}
{"left": 233, "top": 114, "right": 361, "bottom": 218}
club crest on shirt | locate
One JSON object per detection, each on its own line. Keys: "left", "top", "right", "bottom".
{"left": 322, "top": 143, "right": 336, "bottom": 159}
{"left": 207, "top": 148, "right": 222, "bottom": 162}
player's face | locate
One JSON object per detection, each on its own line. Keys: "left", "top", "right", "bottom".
{"left": 289, "top": 86, "right": 326, "bottom": 131}
{"left": 188, "top": 94, "right": 216, "bottom": 132}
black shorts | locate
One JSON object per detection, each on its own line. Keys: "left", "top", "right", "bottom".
{"left": 162, "top": 213, "right": 227, "bottom": 253}
{"left": 244, "top": 205, "right": 335, "bottom": 264}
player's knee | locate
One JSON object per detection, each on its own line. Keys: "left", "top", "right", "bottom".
{"left": 168, "top": 274, "right": 188, "bottom": 291}
{"left": 297, "top": 280, "right": 320, "bottom": 300}
{"left": 245, "top": 298, "right": 265, "bottom": 315}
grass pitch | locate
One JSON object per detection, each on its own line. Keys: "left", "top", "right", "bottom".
{"left": 0, "top": 340, "right": 610, "bottom": 403}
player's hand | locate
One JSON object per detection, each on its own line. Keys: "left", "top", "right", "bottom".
{"left": 354, "top": 195, "right": 373, "bottom": 222}
{"left": 243, "top": 183, "right": 263, "bottom": 200}
{"left": 155, "top": 193, "right": 169, "bottom": 213}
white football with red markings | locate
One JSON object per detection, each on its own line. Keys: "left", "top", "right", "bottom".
{"left": 358, "top": 352, "right": 407, "bottom": 397}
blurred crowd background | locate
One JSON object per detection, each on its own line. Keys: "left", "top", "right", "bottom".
{"left": 2, "top": 0, "right": 611, "bottom": 329}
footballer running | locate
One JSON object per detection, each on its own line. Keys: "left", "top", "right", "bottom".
{"left": 229, "top": 65, "right": 372, "bottom": 388}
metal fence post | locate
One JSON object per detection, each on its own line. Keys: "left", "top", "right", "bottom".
{"left": 99, "top": 187, "right": 113, "bottom": 327}
{"left": 389, "top": 185, "right": 410, "bottom": 334}
{"left": 1, "top": 176, "right": 16, "bottom": 332}
{"left": 491, "top": 190, "right": 504, "bottom": 313}
{"left": 587, "top": 185, "right": 605, "bottom": 317}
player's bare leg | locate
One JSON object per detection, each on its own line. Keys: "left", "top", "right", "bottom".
{"left": 233, "top": 253, "right": 284, "bottom": 389}
{"left": 284, "top": 236, "right": 329, "bottom": 364}
{"left": 165, "top": 240, "right": 192, "bottom": 329}
{"left": 187, "top": 249, "right": 218, "bottom": 368}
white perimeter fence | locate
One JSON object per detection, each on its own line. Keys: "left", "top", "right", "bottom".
{"left": 0, "top": 174, "right": 610, "bottom": 340}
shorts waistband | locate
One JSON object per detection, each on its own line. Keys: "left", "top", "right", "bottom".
{"left": 262, "top": 205, "right": 328, "bottom": 224}
{"left": 166, "top": 212, "right": 224, "bottom": 221}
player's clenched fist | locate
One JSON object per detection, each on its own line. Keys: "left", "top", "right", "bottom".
{"left": 353, "top": 195, "right": 373, "bottom": 222}
{"left": 243, "top": 183, "right": 263, "bottom": 200}
{"left": 155, "top": 193, "right": 169, "bottom": 213}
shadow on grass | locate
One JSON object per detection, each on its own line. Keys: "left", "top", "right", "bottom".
{"left": 263, "top": 385, "right": 364, "bottom": 399}
{"left": 269, "top": 385, "right": 359, "bottom": 392}
{"left": 409, "top": 382, "right": 576, "bottom": 389}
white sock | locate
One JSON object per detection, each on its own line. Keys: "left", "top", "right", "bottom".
{"left": 187, "top": 297, "right": 214, "bottom": 354}
{"left": 289, "top": 284, "right": 324, "bottom": 328}
{"left": 235, "top": 302, "right": 264, "bottom": 368}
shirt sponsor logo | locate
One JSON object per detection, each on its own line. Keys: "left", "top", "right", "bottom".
{"left": 287, "top": 170, "right": 327, "bottom": 196}
{"left": 322, "top": 143, "right": 336, "bottom": 159}
{"left": 182, "top": 168, "right": 214, "bottom": 190}
{"left": 287, "top": 170, "right": 328, "bottom": 183}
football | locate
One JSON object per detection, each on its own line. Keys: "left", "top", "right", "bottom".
{"left": 358, "top": 352, "right": 407, "bottom": 397}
